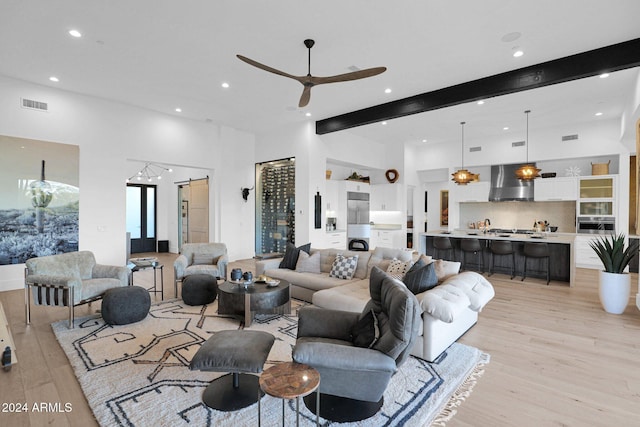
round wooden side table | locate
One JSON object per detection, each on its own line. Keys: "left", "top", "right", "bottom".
{"left": 259, "top": 362, "right": 320, "bottom": 426}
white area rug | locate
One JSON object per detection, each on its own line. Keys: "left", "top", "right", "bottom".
{"left": 52, "top": 299, "right": 489, "bottom": 426}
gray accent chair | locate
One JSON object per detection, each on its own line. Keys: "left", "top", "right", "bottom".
{"left": 293, "top": 266, "right": 421, "bottom": 421}
{"left": 173, "top": 243, "right": 228, "bottom": 298}
{"left": 24, "top": 251, "right": 130, "bottom": 328}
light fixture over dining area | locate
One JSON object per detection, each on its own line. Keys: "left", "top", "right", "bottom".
{"left": 126, "top": 162, "right": 173, "bottom": 183}
{"left": 451, "top": 121, "right": 478, "bottom": 185}
{"left": 515, "top": 110, "right": 541, "bottom": 181}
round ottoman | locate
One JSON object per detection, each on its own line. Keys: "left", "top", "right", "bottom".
{"left": 102, "top": 286, "right": 151, "bottom": 325}
{"left": 182, "top": 274, "right": 218, "bottom": 306}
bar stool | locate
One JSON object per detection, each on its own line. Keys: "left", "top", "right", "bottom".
{"left": 433, "top": 236, "right": 454, "bottom": 261}
{"left": 488, "top": 240, "right": 515, "bottom": 279}
{"left": 522, "top": 242, "right": 550, "bottom": 285}
{"left": 460, "top": 238, "right": 484, "bottom": 272}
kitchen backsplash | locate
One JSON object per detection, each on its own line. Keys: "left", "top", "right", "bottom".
{"left": 459, "top": 201, "right": 577, "bottom": 232}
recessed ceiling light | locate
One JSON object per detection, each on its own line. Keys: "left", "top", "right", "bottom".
{"left": 305, "top": 112, "right": 311, "bottom": 117}
{"left": 595, "top": 112, "right": 603, "bottom": 116}
{"left": 477, "top": 100, "right": 485, "bottom": 105}
{"left": 68, "top": 29, "right": 82, "bottom": 38}
{"left": 221, "top": 82, "right": 230, "bottom": 88}
{"left": 49, "top": 76, "right": 59, "bottom": 82}
{"left": 503, "top": 126, "right": 509, "bottom": 130}
{"left": 175, "top": 108, "right": 182, "bottom": 113}
{"left": 599, "top": 73, "right": 610, "bottom": 79}
{"left": 422, "top": 139, "right": 427, "bottom": 143}
{"left": 384, "top": 88, "right": 392, "bottom": 94}
{"left": 513, "top": 50, "right": 524, "bottom": 58}
{"left": 381, "top": 121, "right": 387, "bottom": 125}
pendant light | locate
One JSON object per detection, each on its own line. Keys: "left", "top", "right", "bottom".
{"left": 515, "top": 110, "right": 541, "bottom": 181}
{"left": 451, "top": 121, "right": 478, "bottom": 185}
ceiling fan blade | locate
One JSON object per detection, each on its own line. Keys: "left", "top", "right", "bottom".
{"left": 298, "top": 86, "right": 312, "bottom": 108}
{"left": 236, "top": 54, "right": 302, "bottom": 81}
{"left": 311, "top": 66, "right": 387, "bottom": 85}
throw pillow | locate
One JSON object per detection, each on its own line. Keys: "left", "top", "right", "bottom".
{"left": 403, "top": 258, "right": 439, "bottom": 294}
{"left": 434, "top": 259, "right": 462, "bottom": 282}
{"left": 295, "top": 251, "right": 321, "bottom": 273}
{"left": 193, "top": 253, "right": 216, "bottom": 265}
{"left": 351, "top": 309, "right": 380, "bottom": 348}
{"left": 279, "top": 242, "right": 311, "bottom": 270}
{"left": 329, "top": 254, "right": 359, "bottom": 280}
{"left": 386, "top": 258, "right": 413, "bottom": 280}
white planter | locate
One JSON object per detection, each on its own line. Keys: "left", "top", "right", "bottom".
{"left": 598, "top": 271, "right": 631, "bottom": 314}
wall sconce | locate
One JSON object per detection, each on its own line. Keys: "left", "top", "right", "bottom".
{"left": 127, "top": 162, "right": 173, "bottom": 183}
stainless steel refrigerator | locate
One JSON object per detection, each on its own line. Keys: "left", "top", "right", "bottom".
{"left": 347, "top": 191, "right": 370, "bottom": 249}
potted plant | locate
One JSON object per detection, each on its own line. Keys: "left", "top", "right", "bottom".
{"left": 589, "top": 233, "right": 639, "bottom": 314}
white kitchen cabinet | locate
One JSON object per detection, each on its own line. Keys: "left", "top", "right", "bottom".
{"left": 456, "top": 181, "right": 490, "bottom": 202}
{"left": 325, "top": 180, "right": 339, "bottom": 212}
{"left": 574, "top": 235, "right": 602, "bottom": 269}
{"left": 370, "top": 229, "right": 405, "bottom": 249}
{"left": 324, "top": 231, "right": 346, "bottom": 249}
{"left": 371, "top": 184, "right": 402, "bottom": 211}
{"left": 343, "top": 180, "right": 370, "bottom": 193}
{"left": 534, "top": 177, "right": 578, "bottom": 201}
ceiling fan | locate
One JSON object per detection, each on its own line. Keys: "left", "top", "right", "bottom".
{"left": 237, "top": 39, "right": 386, "bottom": 108}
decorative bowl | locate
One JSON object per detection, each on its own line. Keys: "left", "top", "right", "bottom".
{"left": 129, "top": 257, "right": 158, "bottom": 267}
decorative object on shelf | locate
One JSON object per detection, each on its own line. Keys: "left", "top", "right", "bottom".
{"left": 451, "top": 121, "right": 478, "bottom": 185}
{"left": 385, "top": 169, "right": 399, "bottom": 183}
{"left": 346, "top": 171, "right": 370, "bottom": 182}
{"left": 237, "top": 39, "right": 386, "bottom": 108}
{"left": 589, "top": 233, "right": 639, "bottom": 314}
{"left": 326, "top": 169, "right": 332, "bottom": 180}
{"left": 565, "top": 166, "right": 581, "bottom": 177}
{"left": 241, "top": 185, "right": 254, "bottom": 201}
{"left": 126, "top": 162, "right": 172, "bottom": 183}
{"left": 591, "top": 160, "right": 611, "bottom": 176}
{"left": 515, "top": 110, "right": 541, "bottom": 181}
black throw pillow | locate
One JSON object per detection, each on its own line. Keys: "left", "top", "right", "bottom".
{"left": 403, "top": 258, "right": 438, "bottom": 294}
{"left": 351, "top": 309, "right": 380, "bottom": 348}
{"left": 279, "top": 242, "right": 311, "bottom": 270}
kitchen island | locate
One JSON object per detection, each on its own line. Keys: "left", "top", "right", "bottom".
{"left": 420, "top": 230, "right": 576, "bottom": 286}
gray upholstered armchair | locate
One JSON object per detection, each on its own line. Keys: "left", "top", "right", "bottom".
{"left": 25, "top": 251, "right": 129, "bottom": 328}
{"left": 293, "top": 266, "right": 421, "bottom": 422}
{"left": 173, "top": 243, "right": 228, "bottom": 297}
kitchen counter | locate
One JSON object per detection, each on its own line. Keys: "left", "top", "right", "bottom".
{"left": 420, "top": 230, "right": 576, "bottom": 286}
{"left": 371, "top": 223, "right": 403, "bottom": 230}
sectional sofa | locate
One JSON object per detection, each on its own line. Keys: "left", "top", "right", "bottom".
{"left": 256, "top": 246, "right": 495, "bottom": 362}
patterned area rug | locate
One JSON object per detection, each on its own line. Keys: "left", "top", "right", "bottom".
{"left": 52, "top": 299, "right": 489, "bottom": 426}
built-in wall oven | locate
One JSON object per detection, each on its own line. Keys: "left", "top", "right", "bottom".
{"left": 577, "top": 216, "right": 615, "bottom": 234}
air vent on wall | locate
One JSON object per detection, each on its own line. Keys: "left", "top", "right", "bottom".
{"left": 469, "top": 146, "right": 482, "bottom": 152}
{"left": 21, "top": 98, "right": 48, "bottom": 111}
{"left": 561, "top": 134, "right": 578, "bottom": 141}
{"left": 511, "top": 140, "right": 525, "bottom": 147}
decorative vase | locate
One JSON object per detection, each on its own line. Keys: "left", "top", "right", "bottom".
{"left": 598, "top": 271, "right": 630, "bottom": 314}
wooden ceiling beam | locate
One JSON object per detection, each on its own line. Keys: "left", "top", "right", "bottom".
{"left": 316, "top": 38, "right": 640, "bottom": 135}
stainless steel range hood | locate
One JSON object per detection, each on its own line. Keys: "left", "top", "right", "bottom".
{"left": 488, "top": 164, "right": 534, "bottom": 202}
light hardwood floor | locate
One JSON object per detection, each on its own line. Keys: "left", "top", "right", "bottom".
{"left": 1, "top": 253, "right": 639, "bottom": 426}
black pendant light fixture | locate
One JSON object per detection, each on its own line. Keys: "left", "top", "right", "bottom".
{"left": 515, "top": 110, "right": 541, "bottom": 181}
{"left": 451, "top": 121, "right": 478, "bottom": 185}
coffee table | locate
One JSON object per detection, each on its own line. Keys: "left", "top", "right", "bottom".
{"left": 217, "top": 279, "right": 290, "bottom": 326}
{"left": 259, "top": 362, "right": 320, "bottom": 426}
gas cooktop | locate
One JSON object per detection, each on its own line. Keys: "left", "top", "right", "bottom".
{"left": 488, "top": 228, "right": 535, "bottom": 235}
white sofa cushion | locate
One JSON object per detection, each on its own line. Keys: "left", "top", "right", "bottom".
{"left": 439, "top": 271, "right": 495, "bottom": 311}
{"left": 265, "top": 269, "right": 358, "bottom": 292}
{"left": 418, "top": 284, "right": 471, "bottom": 323}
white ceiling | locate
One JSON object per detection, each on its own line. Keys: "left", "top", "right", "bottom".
{"left": 1, "top": 1, "right": 639, "bottom": 145}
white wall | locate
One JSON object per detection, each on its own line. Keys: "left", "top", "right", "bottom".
{"left": 0, "top": 75, "right": 255, "bottom": 291}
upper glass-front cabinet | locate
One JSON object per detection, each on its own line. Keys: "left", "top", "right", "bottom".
{"left": 577, "top": 175, "right": 615, "bottom": 217}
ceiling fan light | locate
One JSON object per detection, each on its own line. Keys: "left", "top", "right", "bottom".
{"left": 515, "top": 164, "right": 541, "bottom": 181}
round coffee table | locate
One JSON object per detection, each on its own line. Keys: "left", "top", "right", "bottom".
{"left": 217, "top": 279, "right": 290, "bottom": 326}
{"left": 259, "top": 362, "right": 320, "bottom": 426}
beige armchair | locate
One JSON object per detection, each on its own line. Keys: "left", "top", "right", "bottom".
{"left": 174, "top": 243, "right": 228, "bottom": 297}
{"left": 25, "top": 251, "right": 130, "bottom": 328}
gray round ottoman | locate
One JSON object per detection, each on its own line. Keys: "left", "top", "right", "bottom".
{"left": 102, "top": 286, "right": 151, "bottom": 325}
{"left": 182, "top": 274, "right": 218, "bottom": 306}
